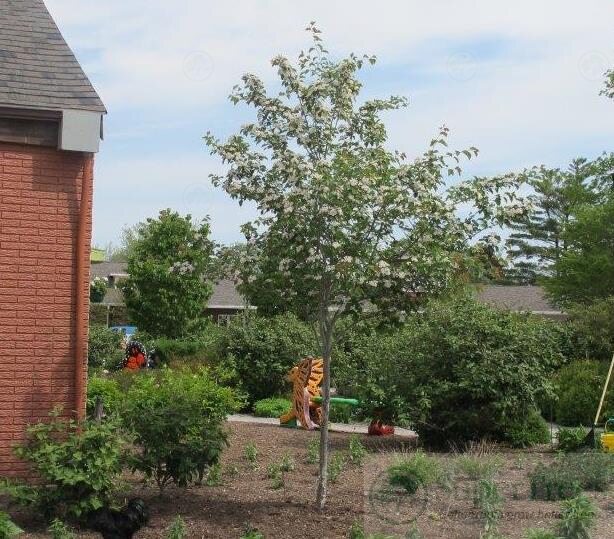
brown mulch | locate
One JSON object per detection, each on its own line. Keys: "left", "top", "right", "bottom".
{"left": 9, "top": 422, "right": 614, "bottom": 538}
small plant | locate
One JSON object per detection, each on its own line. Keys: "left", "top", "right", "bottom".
{"left": 525, "top": 529, "right": 557, "bottom": 539}
{"left": 348, "top": 520, "right": 365, "bottom": 539}
{"left": 387, "top": 451, "right": 442, "bottom": 495}
{"left": 253, "top": 397, "right": 292, "bottom": 418}
{"left": 306, "top": 437, "right": 320, "bottom": 464}
{"left": 165, "top": 515, "right": 187, "bottom": 539}
{"left": 267, "top": 463, "right": 284, "bottom": 489}
{"left": 206, "top": 463, "right": 223, "bottom": 486}
{"left": 279, "top": 453, "right": 295, "bottom": 473}
{"left": 348, "top": 435, "right": 367, "bottom": 466}
{"left": 456, "top": 454, "right": 503, "bottom": 480}
{"left": 244, "top": 442, "right": 259, "bottom": 469}
{"left": 473, "top": 478, "right": 503, "bottom": 536}
{"left": 48, "top": 519, "right": 76, "bottom": 539}
{"left": 241, "top": 523, "right": 265, "bottom": 539}
{"left": 557, "top": 495, "right": 596, "bottom": 539}
{"left": 0, "top": 512, "right": 23, "bottom": 538}
{"left": 530, "top": 463, "right": 582, "bottom": 501}
{"left": 405, "top": 523, "right": 423, "bottom": 539}
{"left": 328, "top": 453, "right": 346, "bottom": 483}
{"left": 558, "top": 427, "right": 588, "bottom": 453}
{"left": 226, "top": 464, "right": 240, "bottom": 477}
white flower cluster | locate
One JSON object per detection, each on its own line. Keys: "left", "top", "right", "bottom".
{"left": 168, "top": 261, "right": 195, "bottom": 275}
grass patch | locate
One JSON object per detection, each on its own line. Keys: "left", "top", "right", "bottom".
{"left": 386, "top": 451, "right": 443, "bottom": 495}
{"left": 253, "top": 397, "right": 292, "bottom": 418}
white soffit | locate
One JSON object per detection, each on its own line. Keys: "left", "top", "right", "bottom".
{"left": 59, "top": 110, "right": 102, "bottom": 153}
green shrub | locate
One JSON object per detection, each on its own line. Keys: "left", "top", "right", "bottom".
{"left": 220, "top": 313, "right": 316, "bottom": 404}
{"left": 88, "top": 325, "right": 123, "bottom": 369}
{"left": 48, "top": 519, "right": 76, "bottom": 539}
{"left": 557, "top": 495, "right": 597, "bottom": 539}
{"left": 502, "top": 410, "right": 551, "bottom": 448}
{"left": 558, "top": 427, "right": 588, "bottom": 452}
{"left": 253, "top": 397, "right": 292, "bottom": 418}
{"left": 86, "top": 376, "right": 123, "bottom": 418}
{"left": 151, "top": 324, "right": 225, "bottom": 365}
{"left": 164, "top": 516, "right": 187, "bottom": 539}
{"left": 529, "top": 451, "right": 614, "bottom": 501}
{"left": 279, "top": 453, "right": 295, "bottom": 473}
{"left": 530, "top": 463, "right": 583, "bottom": 501}
{"left": 552, "top": 360, "right": 614, "bottom": 426}
{"left": 386, "top": 451, "right": 442, "bottom": 495}
{"left": 241, "top": 524, "right": 265, "bottom": 539}
{"left": 6, "top": 409, "right": 126, "bottom": 520}
{"left": 0, "top": 512, "right": 23, "bottom": 538}
{"left": 334, "top": 295, "right": 566, "bottom": 444}
{"left": 90, "top": 277, "right": 108, "bottom": 303}
{"left": 121, "top": 367, "right": 239, "bottom": 491}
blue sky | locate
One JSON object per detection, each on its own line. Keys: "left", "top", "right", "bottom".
{"left": 45, "top": 0, "right": 614, "bottom": 248}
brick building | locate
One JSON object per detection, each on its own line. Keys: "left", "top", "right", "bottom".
{"left": 0, "top": 0, "right": 105, "bottom": 476}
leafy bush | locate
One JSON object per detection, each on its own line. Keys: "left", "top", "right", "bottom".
{"left": 557, "top": 495, "right": 596, "bottom": 539}
{"left": 386, "top": 451, "right": 442, "bottom": 495}
{"left": 150, "top": 324, "right": 225, "bottom": 365}
{"left": 243, "top": 442, "right": 258, "bottom": 469}
{"left": 558, "top": 427, "right": 588, "bottom": 452}
{"left": 6, "top": 409, "right": 126, "bottom": 520}
{"left": 306, "top": 438, "right": 319, "bottom": 464}
{"left": 336, "top": 295, "right": 567, "bottom": 444}
{"left": 90, "top": 277, "right": 108, "bottom": 303}
{"left": 253, "top": 397, "right": 292, "bottom": 418}
{"left": 529, "top": 451, "right": 614, "bottom": 500}
{"left": 567, "top": 297, "right": 614, "bottom": 361}
{"left": 530, "top": 462, "right": 582, "bottom": 501}
{"left": 0, "top": 512, "right": 23, "bottom": 538}
{"left": 220, "top": 313, "right": 316, "bottom": 404}
{"left": 86, "top": 376, "right": 123, "bottom": 418}
{"left": 502, "top": 410, "right": 551, "bottom": 448}
{"left": 88, "top": 325, "right": 123, "bottom": 370}
{"left": 241, "top": 524, "right": 265, "bottom": 539}
{"left": 552, "top": 360, "right": 613, "bottom": 426}
{"left": 121, "top": 367, "right": 239, "bottom": 491}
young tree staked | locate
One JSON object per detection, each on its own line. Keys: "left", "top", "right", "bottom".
{"left": 205, "top": 23, "right": 527, "bottom": 508}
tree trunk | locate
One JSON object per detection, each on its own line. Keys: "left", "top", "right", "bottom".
{"left": 316, "top": 321, "right": 333, "bottom": 510}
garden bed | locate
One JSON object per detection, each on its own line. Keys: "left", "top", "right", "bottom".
{"left": 12, "top": 422, "right": 614, "bottom": 538}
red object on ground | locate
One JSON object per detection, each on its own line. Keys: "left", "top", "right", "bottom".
{"left": 368, "top": 419, "right": 395, "bottom": 436}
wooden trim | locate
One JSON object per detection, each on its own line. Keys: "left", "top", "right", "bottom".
{"left": 0, "top": 116, "right": 59, "bottom": 147}
{"left": 0, "top": 106, "right": 62, "bottom": 121}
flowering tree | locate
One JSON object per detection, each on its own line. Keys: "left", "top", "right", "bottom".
{"left": 122, "top": 209, "right": 214, "bottom": 338}
{"left": 603, "top": 68, "right": 614, "bottom": 100}
{"left": 204, "top": 23, "right": 526, "bottom": 508}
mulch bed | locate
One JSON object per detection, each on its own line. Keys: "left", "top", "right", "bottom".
{"left": 10, "top": 422, "right": 614, "bottom": 538}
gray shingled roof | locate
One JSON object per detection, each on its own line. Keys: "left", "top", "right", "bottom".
{"left": 0, "top": 0, "right": 106, "bottom": 113}
{"left": 208, "top": 279, "right": 247, "bottom": 309}
{"left": 476, "top": 285, "right": 562, "bottom": 314}
{"left": 91, "top": 262, "right": 129, "bottom": 280}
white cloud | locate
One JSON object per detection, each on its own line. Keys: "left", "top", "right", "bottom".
{"left": 42, "top": 0, "right": 614, "bottom": 245}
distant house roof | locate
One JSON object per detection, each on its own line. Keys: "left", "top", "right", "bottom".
{"left": 91, "top": 262, "right": 129, "bottom": 280}
{"left": 475, "top": 285, "right": 564, "bottom": 316}
{"left": 0, "top": 0, "right": 106, "bottom": 113}
{"left": 208, "top": 279, "right": 248, "bottom": 309}
{"left": 90, "top": 262, "right": 247, "bottom": 310}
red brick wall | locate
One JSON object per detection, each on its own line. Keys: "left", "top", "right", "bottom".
{"left": 0, "top": 142, "right": 93, "bottom": 477}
